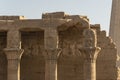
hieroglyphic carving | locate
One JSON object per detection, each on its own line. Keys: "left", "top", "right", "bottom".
{"left": 22, "top": 38, "right": 43, "bottom": 57}
{"left": 58, "top": 26, "right": 84, "bottom": 57}
{"left": 21, "top": 32, "right": 44, "bottom": 57}
{"left": 61, "top": 40, "right": 82, "bottom": 56}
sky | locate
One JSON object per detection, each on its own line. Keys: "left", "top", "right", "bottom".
{"left": 0, "top": 0, "right": 112, "bottom": 35}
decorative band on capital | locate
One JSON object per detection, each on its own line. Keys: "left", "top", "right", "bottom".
{"left": 4, "top": 48, "right": 24, "bottom": 60}
{"left": 42, "top": 48, "right": 62, "bottom": 60}
{"left": 79, "top": 47, "right": 101, "bottom": 62}
{"left": 79, "top": 47, "right": 101, "bottom": 53}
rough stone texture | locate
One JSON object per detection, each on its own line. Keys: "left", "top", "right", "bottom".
{"left": 42, "top": 12, "right": 65, "bottom": 19}
{"left": 0, "top": 12, "right": 118, "bottom": 80}
{"left": 79, "top": 28, "right": 101, "bottom": 80}
{"left": 109, "top": 0, "right": 120, "bottom": 70}
{"left": 21, "top": 31, "right": 45, "bottom": 80}
{"left": 0, "top": 16, "right": 25, "bottom": 20}
{"left": 91, "top": 25, "right": 118, "bottom": 80}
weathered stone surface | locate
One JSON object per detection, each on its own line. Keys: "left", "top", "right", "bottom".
{"left": 0, "top": 16, "right": 25, "bottom": 20}
{"left": 42, "top": 12, "right": 65, "bottom": 19}
{"left": 79, "top": 28, "right": 101, "bottom": 80}
{"left": 110, "top": 0, "right": 120, "bottom": 72}
{"left": 4, "top": 48, "right": 23, "bottom": 80}
{"left": 91, "top": 25, "right": 118, "bottom": 80}
{"left": 43, "top": 49, "right": 62, "bottom": 80}
{"left": 0, "top": 12, "right": 118, "bottom": 80}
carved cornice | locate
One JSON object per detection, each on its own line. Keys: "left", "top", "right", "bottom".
{"left": 79, "top": 47, "right": 101, "bottom": 63}
{"left": 43, "top": 48, "right": 62, "bottom": 60}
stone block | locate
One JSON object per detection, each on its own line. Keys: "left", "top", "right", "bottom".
{"left": 0, "top": 16, "right": 25, "bottom": 20}
{"left": 42, "top": 12, "right": 65, "bottom": 19}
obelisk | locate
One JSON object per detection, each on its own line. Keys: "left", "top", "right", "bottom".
{"left": 109, "top": 0, "right": 120, "bottom": 66}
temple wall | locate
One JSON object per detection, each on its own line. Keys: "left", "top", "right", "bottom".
{"left": 0, "top": 12, "right": 118, "bottom": 80}
{"left": 19, "top": 25, "right": 118, "bottom": 80}
{"left": 58, "top": 27, "right": 84, "bottom": 80}
{"left": 20, "top": 28, "right": 84, "bottom": 80}
{"left": 91, "top": 25, "right": 118, "bottom": 80}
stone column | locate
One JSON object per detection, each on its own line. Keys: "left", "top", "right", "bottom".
{"left": 4, "top": 48, "right": 23, "bottom": 80}
{"left": 79, "top": 29, "right": 101, "bottom": 80}
{"left": 43, "top": 49, "right": 61, "bottom": 80}
{"left": 79, "top": 47, "right": 100, "bottom": 80}
{"left": 44, "top": 28, "right": 61, "bottom": 80}
{"left": 44, "top": 28, "right": 58, "bottom": 49}
{"left": 4, "top": 30, "right": 23, "bottom": 80}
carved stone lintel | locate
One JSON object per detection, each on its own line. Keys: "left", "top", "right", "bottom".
{"left": 4, "top": 48, "right": 24, "bottom": 60}
{"left": 79, "top": 47, "right": 101, "bottom": 63}
{"left": 43, "top": 48, "right": 62, "bottom": 60}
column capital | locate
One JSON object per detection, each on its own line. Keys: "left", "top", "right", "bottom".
{"left": 4, "top": 48, "right": 24, "bottom": 60}
{"left": 79, "top": 47, "right": 101, "bottom": 62}
{"left": 43, "top": 48, "right": 62, "bottom": 60}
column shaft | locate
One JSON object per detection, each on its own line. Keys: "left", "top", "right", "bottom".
{"left": 79, "top": 47, "right": 100, "bottom": 80}
{"left": 7, "top": 59, "right": 20, "bottom": 80}
{"left": 4, "top": 49, "right": 23, "bottom": 80}
{"left": 84, "top": 61, "right": 96, "bottom": 80}
{"left": 45, "top": 60, "right": 57, "bottom": 80}
{"left": 43, "top": 49, "right": 61, "bottom": 80}
{"left": 44, "top": 27, "right": 60, "bottom": 80}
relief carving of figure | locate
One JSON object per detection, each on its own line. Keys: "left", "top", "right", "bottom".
{"left": 62, "top": 40, "right": 80, "bottom": 56}
{"left": 22, "top": 38, "right": 42, "bottom": 57}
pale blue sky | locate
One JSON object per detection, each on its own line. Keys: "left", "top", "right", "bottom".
{"left": 0, "top": 0, "right": 112, "bottom": 34}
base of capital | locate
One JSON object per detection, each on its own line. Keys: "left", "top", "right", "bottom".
{"left": 79, "top": 47, "right": 101, "bottom": 54}
{"left": 43, "top": 48, "right": 62, "bottom": 60}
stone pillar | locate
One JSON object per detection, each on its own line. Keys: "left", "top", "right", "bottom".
{"left": 79, "top": 47, "right": 100, "bottom": 80}
{"left": 43, "top": 49, "right": 61, "bottom": 80}
{"left": 79, "top": 29, "right": 101, "bottom": 80}
{"left": 4, "top": 49, "right": 23, "bottom": 80}
{"left": 7, "top": 30, "right": 21, "bottom": 49}
{"left": 44, "top": 28, "right": 61, "bottom": 80}
{"left": 44, "top": 28, "right": 58, "bottom": 49}
{"left": 4, "top": 30, "right": 23, "bottom": 80}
